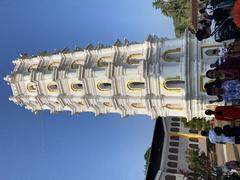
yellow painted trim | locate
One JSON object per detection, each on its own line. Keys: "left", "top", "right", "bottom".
{"left": 69, "top": 80, "right": 83, "bottom": 92}
{"left": 71, "top": 60, "right": 83, "bottom": 69}
{"left": 161, "top": 48, "right": 181, "bottom": 62}
{"left": 97, "top": 80, "right": 111, "bottom": 92}
{"left": 97, "top": 56, "right": 111, "bottom": 67}
{"left": 47, "top": 82, "right": 59, "bottom": 93}
{"left": 168, "top": 132, "right": 207, "bottom": 139}
{"left": 28, "top": 64, "right": 38, "bottom": 72}
{"left": 161, "top": 76, "right": 182, "bottom": 93}
{"left": 48, "top": 62, "right": 60, "bottom": 71}
{"left": 27, "top": 83, "right": 37, "bottom": 93}
{"left": 126, "top": 80, "right": 143, "bottom": 93}
{"left": 131, "top": 103, "right": 146, "bottom": 109}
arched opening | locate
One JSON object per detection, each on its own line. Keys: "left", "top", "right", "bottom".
{"left": 170, "top": 128, "right": 179, "bottom": 132}
{"left": 103, "top": 102, "right": 113, "bottom": 107}
{"left": 170, "top": 136, "right": 179, "bottom": 141}
{"left": 169, "top": 148, "right": 178, "bottom": 154}
{"left": 131, "top": 103, "right": 145, "bottom": 109}
{"left": 71, "top": 83, "right": 83, "bottom": 91}
{"left": 189, "top": 144, "right": 199, "bottom": 149}
{"left": 48, "top": 62, "right": 60, "bottom": 71}
{"left": 97, "top": 82, "right": 112, "bottom": 91}
{"left": 165, "top": 175, "right": 177, "bottom": 180}
{"left": 166, "top": 104, "right": 183, "bottom": 111}
{"left": 127, "top": 81, "right": 145, "bottom": 91}
{"left": 169, "top": 142, "right": 179, "bottom": 147}
{"left": 97, "top": 56, "right": 111, "bottom": 67}
{"left": 189, "top": 138, "right": 199, "bottom": 142}
{"left": 167, "top": 162, "right": 178, "bottom": 168}
{"left": 205, "top": 48, "right": 219, "bottom": 56}
{"left": 168, "top": 155, "right": 178, "bottom": 161}
{"left": 126, "top": 53, "right": 143, "bottom": 64}
{"left": 71, "top": 60, "right": 83, "bottom": 69}
{"left": 47, "top": 82, "right": 58, "bottom": 92}
{"left": 162, "top": 48, "right": 182, "bottom": 62}
{"left": 165, "top": 80, "right": 185, "bottom": 90}
{"left": 27, "top": 83, "right": 37, "bottom": 92}
{"left": 28, "top": 64, "right": 38, "bottom": 72}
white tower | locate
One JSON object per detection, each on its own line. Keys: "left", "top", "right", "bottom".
{"left": 5, "top": 31, "right": 223, "bottom": 120}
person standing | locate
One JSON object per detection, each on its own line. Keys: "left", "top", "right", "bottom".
{"left": 205, "top": 106, "right": 240, "bottom": 121}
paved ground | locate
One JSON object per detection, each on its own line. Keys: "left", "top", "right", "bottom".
{"left": 215, "top": 121, "right": 240, "bottom": 165}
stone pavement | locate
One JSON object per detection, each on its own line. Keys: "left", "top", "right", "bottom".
{"left": 215, "top": 121, "right": 240, "bottom": 165}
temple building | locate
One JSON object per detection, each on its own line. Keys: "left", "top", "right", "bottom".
{"left": 146, "top": 117, "right": 207, "bottom": 180}
{"left": 5, "top": 31, "right": 223, "bottom": 120}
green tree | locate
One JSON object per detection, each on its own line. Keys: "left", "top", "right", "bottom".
{"left": 181, "top": 117, "right": 210, "bottom": 131}
{"left": 153, "top": 0, "right": 194, "bottom": 37}
{"left": 144, "top": 147, "right": 151, "bottom": 174}
{"left": 185, "top": 148, "right": 212, "bottom": 179}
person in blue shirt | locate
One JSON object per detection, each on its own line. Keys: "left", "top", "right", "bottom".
{"left": 204, "top": 80, "right": 240, "bottom": 104}
{"left": 201, "top": 125, "right": 240, "bottom": 144}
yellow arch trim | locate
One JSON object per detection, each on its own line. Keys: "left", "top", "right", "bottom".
{"left": 160, "top": 76, "right": 182, "bottom": 93}
{"left": 161, "top": 48, "right": 181, "bottom": 62}
{"left": 126, "top": 80, "right": 143, "bottom": 93}
{"left": 96, "top": 80, "right": 111, "bottom": 92}
{"left": 47, "top": 82, "right": 59, "bottom": 93}
{"left": 69, "top": 80, "right": 83, "bottom": 93}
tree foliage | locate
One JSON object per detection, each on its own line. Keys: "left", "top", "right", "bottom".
{"left": 185, "top": 148, "right": 212, "bottom": 179}
{"left": 144, "top": 146, "right": 151, "bottom": 174}
{"left": 153, "top": 0, "right": 193, "bottom": 37}
{"left": 182, "top": 117, "right": 210, "bottom": 131}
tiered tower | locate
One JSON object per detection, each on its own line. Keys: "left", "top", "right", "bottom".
{"left": 5, "top": 31, "right": 223, "bottom": 120}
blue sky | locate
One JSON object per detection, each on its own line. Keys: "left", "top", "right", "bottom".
{"left": 0, "top": 0, "right": 174, "bottom": 180}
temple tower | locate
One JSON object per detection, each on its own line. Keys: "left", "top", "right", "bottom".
{"left": 4, "top": 31, "right": 223, "bottom": 120}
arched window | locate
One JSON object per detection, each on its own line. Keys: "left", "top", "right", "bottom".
{"left": 28, "top": 64, "right": 38, "bottom": 72}
{"left": 165, "top": 175, "right": 177, "bottom": 180}
{"left": 170, "top": 136, "right": 179, "bottom": 141}
{"left": 189, "top": 138, "right": 199, "bottom": 142}
{"left": 169, "top": 148, "right": 178, "bottom": 154}
{"left": 47, "top": 82, "right": 58, "bottom": 92}
{"left": 27, "top": 83, "right": 37, "bottom": 92}
{"left": 189, "top": 144, "right": 199, "bottom": 149}
{"left": 48, "top": 62, "right": 60, "bottom": 71}
{"left": 97, "top": 56, "right": 111, "bottom": 67}
{"left": 131, "top": 103, "right": 145, "bottom": 109}
{"left": 126, "top": 53, "right": 143, "bottom": 64}
{"left": 170, "top": 128, "right": 179, "bottom": 132}
{"left": 169, "top": 142, "right": 179, "bottom": 147}
{"left": 162, "top": 48, "right": 182, "bottom": 62}
{"left": 71, "top": 83, "right": 83, "bottom": 91}
{"left": 166, "top": 104, "right": 183, "bottom": 110}
{"left": 103, "top": 102, "right": 113, "bottom": 107}
{"left": 167, "top": 162, "right": 178, "bottom": 168}
{"left": 171, "top": 122, "right": 180, "bottom": 127}
{"left": 172, "top": 117, "right": 180, "bottom": 121}
{"left": 205, "top": 48, "right": 219, "bottom": 56}
{"left": 166, "top": 169, "right": 177, "bottom": 174}
{"left": 71, "top": 60, "right": 83, "bottom": 69}
{"left": 97, "top": 82, "right": 112, "bottom": 91}
{"left": 165, "top": 80, "right": 185, "bottom": 89}
{"left": 78, "top": 101, "right": 84, "bottom": 106}
{"left": 127, "top": 81, "right": 145, "bottom": 91}
{"left": 168, "top": 155, "right": 178, "bottom": 161}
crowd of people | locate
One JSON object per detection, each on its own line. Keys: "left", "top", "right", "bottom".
{"left": 192, "top": 0, "right": 240, "bottom": 145}
{"left": 201, "top": 41, "right": 240, "bottom": 144}
{"left": 196, "top": 0, "right": 240, "bottom": 42}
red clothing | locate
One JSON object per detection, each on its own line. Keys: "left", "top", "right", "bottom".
{"left": 218, "top": 69, "right": 240, "bottom": 80}
{"left": 234, "top": 0, "right": 240, "bottom": 28}
{"left": 215, "top": 106, "right": 240, "bottom": 121}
